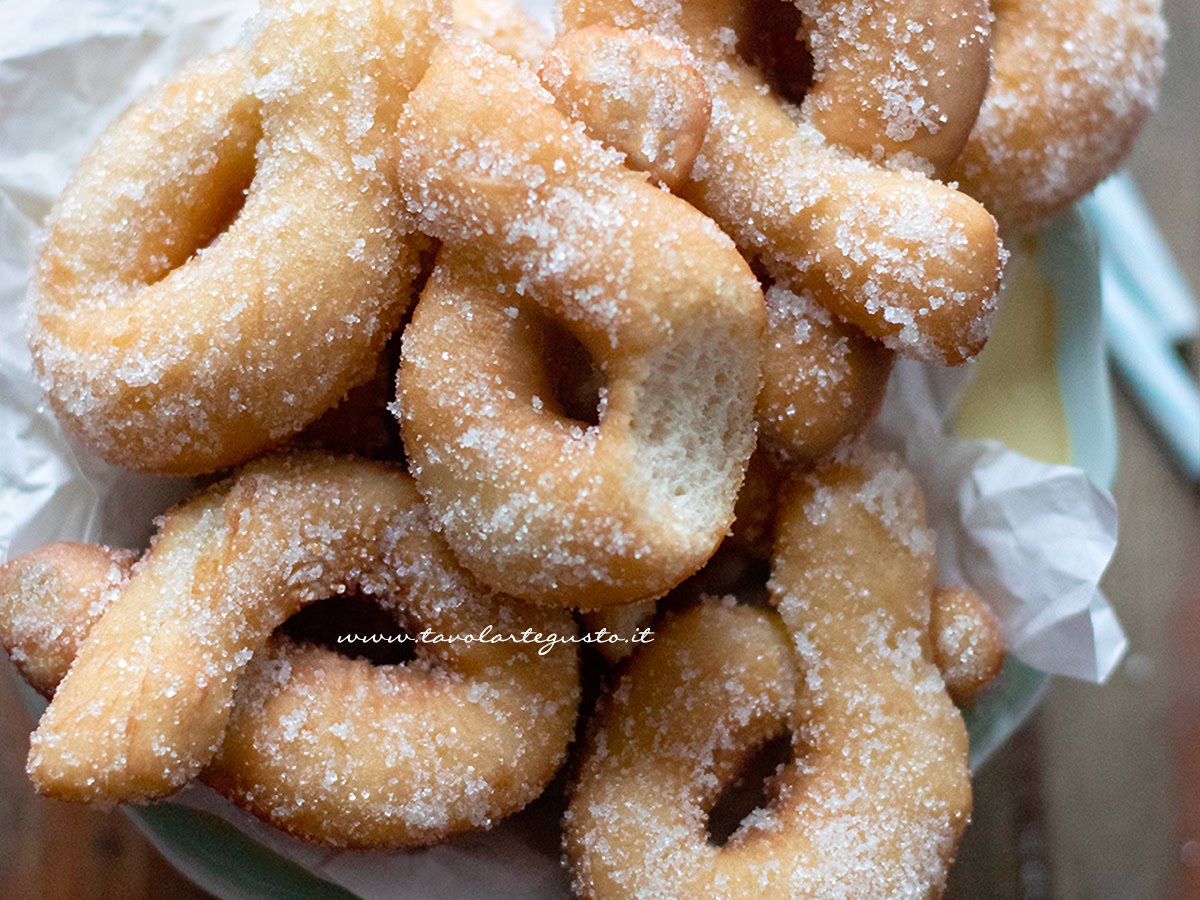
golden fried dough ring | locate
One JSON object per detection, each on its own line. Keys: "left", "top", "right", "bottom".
{"left": 534, "top": 23, "right": 896, "bottom": 465}
{"left": 931, "top": 584, "right": 1006, "bottom": 705}
{"left": 565, "top": 451, "right": 971, "bottom": 898}
{"left": 2, "top": 540, "right": 578, "bottom": 848}
{"left": 948, "top": 0, "right": 1165, "bottom": 235}
{"left": 29, "top": 0, "right": 445, "bottom": 475}
{"left": 558, "top": 0, "right": 1002, "bottom": 367}
{"left": 17, "top": 454, "right": 579, "bottom": 850}
{"left": 395, "top": 43, "right": 764, "bottom": 608}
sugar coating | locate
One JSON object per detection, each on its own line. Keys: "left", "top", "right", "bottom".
{"left": 930, "top": 585, "right": 1005, "bottom": 705}
{"left": 949, "top": 0, "right": 1166, "bottom": 234}
{"left": 21, "top": 453, "right": 580, "bottom": 847}
{"left": 452, "top": 0, "right": 551, "bottom": 67}
{"left": 566, "top": 447, "right": 971, "bottom": 900}
{"left": 539, "top": 26, "right": 712, "bottom": 189}
{"left": 0, "top": 544, "right": 134, "bottom": 697}
{"left": 395, "top": 42, "right": 763, "bottom": 607}
{"left": 695, "top": 91, "right": 1000, "bottom": 364}
{"left": 29, "top": 0, "right": 448, "bottom": 475}
{"left": 767, "top": 287, "right": 854, "bottom": 405}
{"left": 558, "top": 0, "right": 1004, "bottom": 366}
{"left": 758, "top": 282, "right": 893, "bottom": 465}
{"left": 797, "top": 444, "right": 935, "bottom": 558}
{"left": 798, "top": 0, "right": 993, "bottom": 170}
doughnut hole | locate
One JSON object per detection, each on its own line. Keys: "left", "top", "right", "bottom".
{"left": 538, "top": 311, "right": 604, "bottom": 427}
{"left": 279, "top": 593, "right": 416, "bottom": 666}
{"left": 142, "top": 143, "right": 256, "bottom": 287}
{"left": 706, "top": 729, "right": 792, "bottom": 846}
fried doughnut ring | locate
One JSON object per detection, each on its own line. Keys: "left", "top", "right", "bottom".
{"left": 565, "top": 451, "right": 971, "bottom": 898}
{"left": 931, "top": 585, "right": 1006, "bottom": 705}
{"left": 535, "top": 24, "right": 895, "bottom": 464}
{"left": 16, "top": 454, "right": 579, "bottom": 849}
{"left": 29, "top": 0, "right": 444, "bottom": 475}
{"left": 395, "top": 43, "right": 764, "bottom": 608}
{"left": 2, "top": 540, "right": 578, "bottom": 848}
{"left": 948, "top": 0, "right": 1166, "bottom": 235}
{"left": 557, "top": 0, "right": 1002, "bottom": 366}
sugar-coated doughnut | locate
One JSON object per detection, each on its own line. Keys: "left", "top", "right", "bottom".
{"left": 286, "top": 0, "right": 553, "bottom": 462}
{"left": 18, "top": 454, "right": 579, "bottom": 851}
{"left": 931, "top": 585, "right": 1006, "bottom": 705}
{"left": 559, "top": 0, "right": 1003, "bottom": 367}
{"left": 1, "top": 535, "right": 578, "bottom": 847}
{"left": 29, "top": 0, "right": 445, "bottom": 474}
{"left": 948, "top": 0, "right": 1166, "bottom": 235}
{"left": 565, "top": 450, "right": 970, "bottom": 898}
{"left": 395, "top": 42, "right": 764, "bottom": 608}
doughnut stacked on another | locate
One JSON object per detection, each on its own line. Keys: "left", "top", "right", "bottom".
{"left": 394, "top": 41, "right": 765, "bottom": 609}
{"left": 3, "top": 454, "right": 580, "bottom": 848}
{"left": 565, "top": 450, "right": 974, "bottom": 899}
{"left": 2, "top": 0, "right": 1157, "bottom": 880}
{"left": 29, "top": 0, "right": 447, "bottom": 475}
{"left": 543, "top": 1, "right": 1007, "bottom": 465}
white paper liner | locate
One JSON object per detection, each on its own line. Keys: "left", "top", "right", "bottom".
{"left": 0, "top": 2, "right": 1127, "bottom": 898}
{"left": 873, "top": 361, "right": 1124, "bottom": 681}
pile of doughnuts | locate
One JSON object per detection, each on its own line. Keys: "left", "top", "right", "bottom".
{"left": 2, "top": 0, "right": 1161, "bottom": 893}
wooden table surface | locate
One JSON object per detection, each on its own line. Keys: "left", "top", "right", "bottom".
{"left": 949, "top": 0, "right": 1200, "bottom": 895}
{"left": 2, "top": 2, "right": 1197, "bottom": 898}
